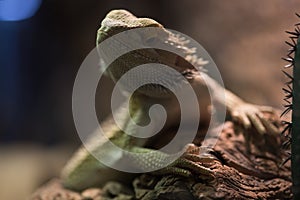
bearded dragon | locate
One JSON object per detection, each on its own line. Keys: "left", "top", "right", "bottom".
{"left": 61, "top": 9, "right": 279, "bottom": 191}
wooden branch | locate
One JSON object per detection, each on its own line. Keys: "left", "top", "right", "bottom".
{"left": 31, "top": 121, "right": 292, "bottom": 200}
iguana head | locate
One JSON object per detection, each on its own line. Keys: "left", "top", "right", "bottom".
{"left": 96, "top": 9, "right": 207, "bottom": 98}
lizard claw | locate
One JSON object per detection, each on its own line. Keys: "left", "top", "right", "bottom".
{"left": 230, "top": 103, "right": 280, "bottom": 135}
{"left": 154, "top": 144, "right": 217, "bottom": 180}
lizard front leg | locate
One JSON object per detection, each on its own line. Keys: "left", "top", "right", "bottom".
{"left": 191, "top": 73, "right": 279, "bottom": 135}
{"left": 122, "top": 143, "right": 216, "bottom": 180}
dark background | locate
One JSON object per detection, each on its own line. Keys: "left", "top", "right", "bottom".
{"left": 0, "top": 1, "right": 299, "bottom": 198}
{"left": 0, "top": 0, "right": 298, "bottom": 145}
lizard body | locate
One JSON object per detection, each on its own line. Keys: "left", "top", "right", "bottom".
{"left": 61, "top": 9, "right": 278, "bottom": 190}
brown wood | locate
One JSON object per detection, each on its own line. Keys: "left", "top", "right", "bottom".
{"left": 31, "top": 121, "right": 292, "bottom": 200}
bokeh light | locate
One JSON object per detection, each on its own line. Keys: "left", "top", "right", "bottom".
{"left": 0, "top": 0, "right": 42, "bottom": 21}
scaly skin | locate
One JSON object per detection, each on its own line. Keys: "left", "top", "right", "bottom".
{"left": 61, "top": 9, "right": 279, "bottom": 191}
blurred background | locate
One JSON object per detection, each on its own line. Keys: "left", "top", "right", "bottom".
{"left": 0, "top": 0, "right": 299, "bottom": 199}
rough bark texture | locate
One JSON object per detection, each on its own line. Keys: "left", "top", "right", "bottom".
{"left": 31, "top": 121, "right": 292, "bottom": 200}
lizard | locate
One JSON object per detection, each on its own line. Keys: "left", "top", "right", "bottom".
{"left": 61, "top": 9, "right": 279, "bottom": 191}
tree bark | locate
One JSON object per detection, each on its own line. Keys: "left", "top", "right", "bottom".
{"left": 31, "top": 121, "right": 292, "bottom": 200}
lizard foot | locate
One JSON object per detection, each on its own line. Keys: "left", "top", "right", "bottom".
{"left": 153, "top": 144, "right": 217, "bottom": 180}
{"left": 230, "top": 103, "right": 280, "bottom": 135}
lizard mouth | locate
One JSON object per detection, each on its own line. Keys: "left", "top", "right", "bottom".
{"left": 97, "top": 29, "right": 110, "bottom": 45}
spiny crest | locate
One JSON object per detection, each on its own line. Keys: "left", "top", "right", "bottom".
{"left": 170, "top": 33, "right": 208, "bottom": 72}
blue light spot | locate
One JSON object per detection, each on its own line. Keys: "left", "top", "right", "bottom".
{"left": 0, "top": 0, "right": 42, "bottom": 21}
